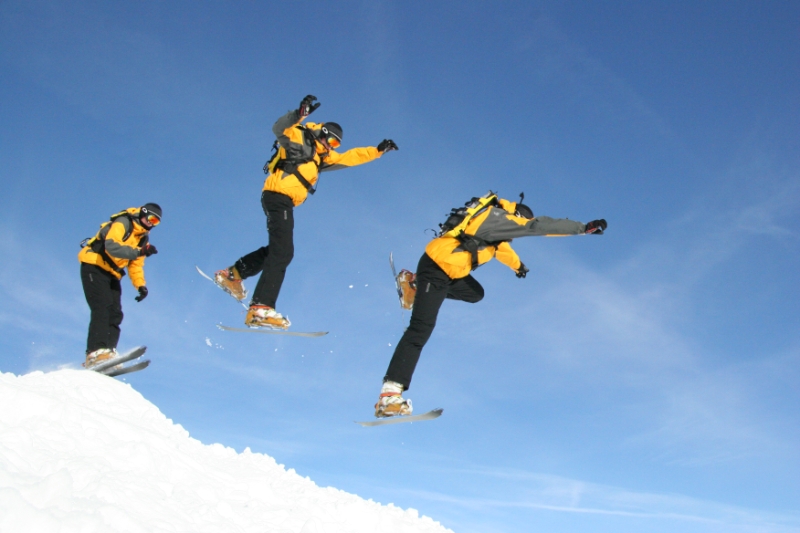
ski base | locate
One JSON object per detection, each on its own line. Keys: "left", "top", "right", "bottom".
{"left": 356, "top": 408, "right": 443, "bottom": 427}
{"left": 216, "top": 324, "right": 328, "bottom": 338}
{"left": 104, "top": 360, "right": 150, "bottom": 377}
{"left": 196, "top": 265, "right": 248, "bottom": 309}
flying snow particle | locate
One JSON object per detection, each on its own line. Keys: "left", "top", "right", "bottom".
{"left": 205, "top": 338, "right": 212, "bottom": 347}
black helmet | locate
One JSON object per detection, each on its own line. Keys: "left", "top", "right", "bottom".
{"left": 140, "top": 203, "right": 162, "bottom": 219}
{"left": 320, "top": 122, "right": 343, "bottom": 148}
{"left": 140, "top": 203, "right": 162, "bottom": 228}
{"left": 515, "top": 203, "right": 533, "bottom": 219}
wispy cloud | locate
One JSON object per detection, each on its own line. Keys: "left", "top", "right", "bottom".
{"left": 396, "top": 466, "right": 800, "bottom": 533}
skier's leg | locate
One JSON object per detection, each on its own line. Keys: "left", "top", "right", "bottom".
{"left": 81, "top": 263, "right": 115, "bottom": 353}
{"left": 446, "top": 274, "right": 484, "bottom": 303}
{"left": 107, "top": 277, "right": 123, "bottom": 350}
{"left": 233, "top": 247, "right": 269, "bottom": 279}
{"left": 383, "top": 253, "right": 451, "bottom": 390}
{"left": 251, "top": 191, "right": 295, "bottom": 309}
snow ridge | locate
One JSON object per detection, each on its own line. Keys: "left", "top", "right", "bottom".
{"left": 0, "top": 369, "right": 453, "bottom": 533}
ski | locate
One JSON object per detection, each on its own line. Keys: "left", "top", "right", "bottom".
{"left": 196, "top": 265, "right": 248, "bottom": 309}
{"left": 390, "top": 252, "right": 403, "bottom": 306}
{"left": 390, "top": 252, "right": 415, "bottom": 310}
{"left": 216, "top": 324, "right": 328, "bottom": 338}
{"left": 355, "top": 408, "right": 443, "bottom": 427}
{"left": 104, "top": 359, "right": 150, "bottom": 377}
{"left": 89, "top": 346, "right": 147, "bottom": 373}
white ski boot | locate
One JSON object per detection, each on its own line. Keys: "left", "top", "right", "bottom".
{"left": 245, "top": 304, "right": 291, "bottom": 330}
{"left": 374, "top": 381, "right": 413, "bottom": 418}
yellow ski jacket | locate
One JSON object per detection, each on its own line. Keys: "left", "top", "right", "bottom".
{"left": 263, "top": 109, "right": 383, "bottom": 206}
{"left": 78, "top": 208, "right": 150, "bottom": 288}
{"left": 425, "top": 199, "right": 587, "bottom": 279}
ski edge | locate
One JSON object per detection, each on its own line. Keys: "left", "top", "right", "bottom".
{"left": 355, "top": 408, "right": 444, "bottom": 427}
{"left": 105, "top": 360, "right": 150, "bottom": 378}
{"left": 390, "top": 252, "right": 405, "bottom": 309}
{"left": 216, "top": 324, "right": 328, "bottom": 338}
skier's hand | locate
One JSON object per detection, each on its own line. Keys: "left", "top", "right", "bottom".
{"left": 515, "top": 263, "right": 529, "bottom": 279}
{"left": 584, "top": 219, "right": 607, "bottom": 235}
{"left": 298, "top": 95, "right": 320, "bottom": 118}
{"left": 135, "top": 286, "right": 148, "bottom": 302}
{"left": 377, "top": 139, "right": 398, "bottom": 153}
{"left": 139, "top": 243, "right": 158, "bottom": 257}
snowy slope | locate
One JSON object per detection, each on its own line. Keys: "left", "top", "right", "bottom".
{"left": 0, "top": 369, "right": 453, "bottom": 533}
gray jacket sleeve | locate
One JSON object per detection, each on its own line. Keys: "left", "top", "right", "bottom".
{"left": 272, "top": 109, "right": 310, "bottom": 163}
{"left": 104, "top": 218, "right": 141, "bottom": 260}
{"left": 474, "top": 207, "right": 586, "bottom": 242}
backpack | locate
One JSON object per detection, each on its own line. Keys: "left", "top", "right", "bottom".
{"left": 437, "top": 191, "right": 499, "bottom": 238}
{"left": 262, "top": 126, "right": 320, "bottom": 195}
{"left": 80, "top": 210, "right": 146, "bottom": 277}
{"left": 436, "top": 191, "right": 500, "bottom": 269}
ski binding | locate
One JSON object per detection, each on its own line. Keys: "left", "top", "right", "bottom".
{"left": 196, "top": 265, "right": 248, "bottom": 309}
{"left": 88, "top": 346, "right": 150, "bottom": 377}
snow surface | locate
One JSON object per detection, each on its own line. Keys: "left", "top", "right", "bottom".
{"left": 0, "top": 369, "right": 453, "bottom": 533}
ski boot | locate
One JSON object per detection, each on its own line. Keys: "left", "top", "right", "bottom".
{"left": 214, "top": 266, "right": 247, "bottom": 301}
{"left": 396, "top": 269, "right": 417, "bottom": 310}
{"left": 84, "top": 348, "right": 118, "bottom": 369}
{"left": 245, "top": 304, "right": 291, "bottom": 330}
{"left": 374, "top": 381, "right": 413, "bottom": 418}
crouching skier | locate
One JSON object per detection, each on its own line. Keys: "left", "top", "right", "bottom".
{"left": 214, "top": 95, "right": 398, "bottom": 329}
{"left": 375, "top": 192, "right": 607, "bottom": 417}
{"left": 78, "top": 203, "right": 161, "bottom": 368}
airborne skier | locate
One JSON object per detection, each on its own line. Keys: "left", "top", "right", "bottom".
{"left": 213, "top": 95, "right": 398, "bottom": 329}
{"left": 78, "top": 203, "right": 161, "bottom": 369}
{"left": 375, "top": 193, "right": 607, "bottom": 418}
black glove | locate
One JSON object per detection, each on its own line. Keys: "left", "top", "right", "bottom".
{"left": 298, "top": 95, "right": 320, "bottom": 117}
{"left": 516, "top": 263, "right": 529, "bottom": 278}
{"left": 135, "top": 286, "right": 148, "bottom": 302}
{"left": 139, "top": 243, "right": 158, "bottom": 257}
{"left": 377, "top": 139, "right": 398, "bottom": 152}
{"left": 584, "top": 219, "right": 607, "bottom": 235}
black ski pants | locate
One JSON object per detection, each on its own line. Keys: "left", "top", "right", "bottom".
{"left": 234, "top": 190, "right": 295, "bottom": 308}
{"left": 80, "top": 263, "right": 124, "bottom": 354}
{"left": 384, "top": 252, "right": 484, "bottom": 390}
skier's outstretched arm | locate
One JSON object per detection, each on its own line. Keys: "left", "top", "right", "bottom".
{"left": 525, "top": 216, "right": 587, "bottom": 236}
{"left": 319, "top": 146, "right": 383, "bottom": 172}
{"left": 272, "top": 109, "right": 304, "bottom": 156}
{"left": 476, "top": 208, "right": 604, "bottom": 241}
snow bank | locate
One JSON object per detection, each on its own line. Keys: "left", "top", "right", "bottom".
{"left": 0, "top": 369, "right": 453, "bottom": 533}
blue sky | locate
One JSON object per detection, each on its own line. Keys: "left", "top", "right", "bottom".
{"left": 1, "top": 1, "right": 798, "bottom": 532}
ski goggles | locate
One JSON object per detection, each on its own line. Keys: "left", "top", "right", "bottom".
{"left": 320, "top": 126, "right": 341, "bottom": 149}
{"left": 140, "top": 207, "right": 161, "bottom": 227}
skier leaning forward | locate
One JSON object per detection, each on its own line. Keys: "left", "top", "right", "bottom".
{"left": 214, "top": 95, "right": 398, "bottom": 329}
{"left": 375, "top": 196, "right": 607, "bottom": 417}
{"left": 78, "top": 203, "right": 161, "bottom": 368}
